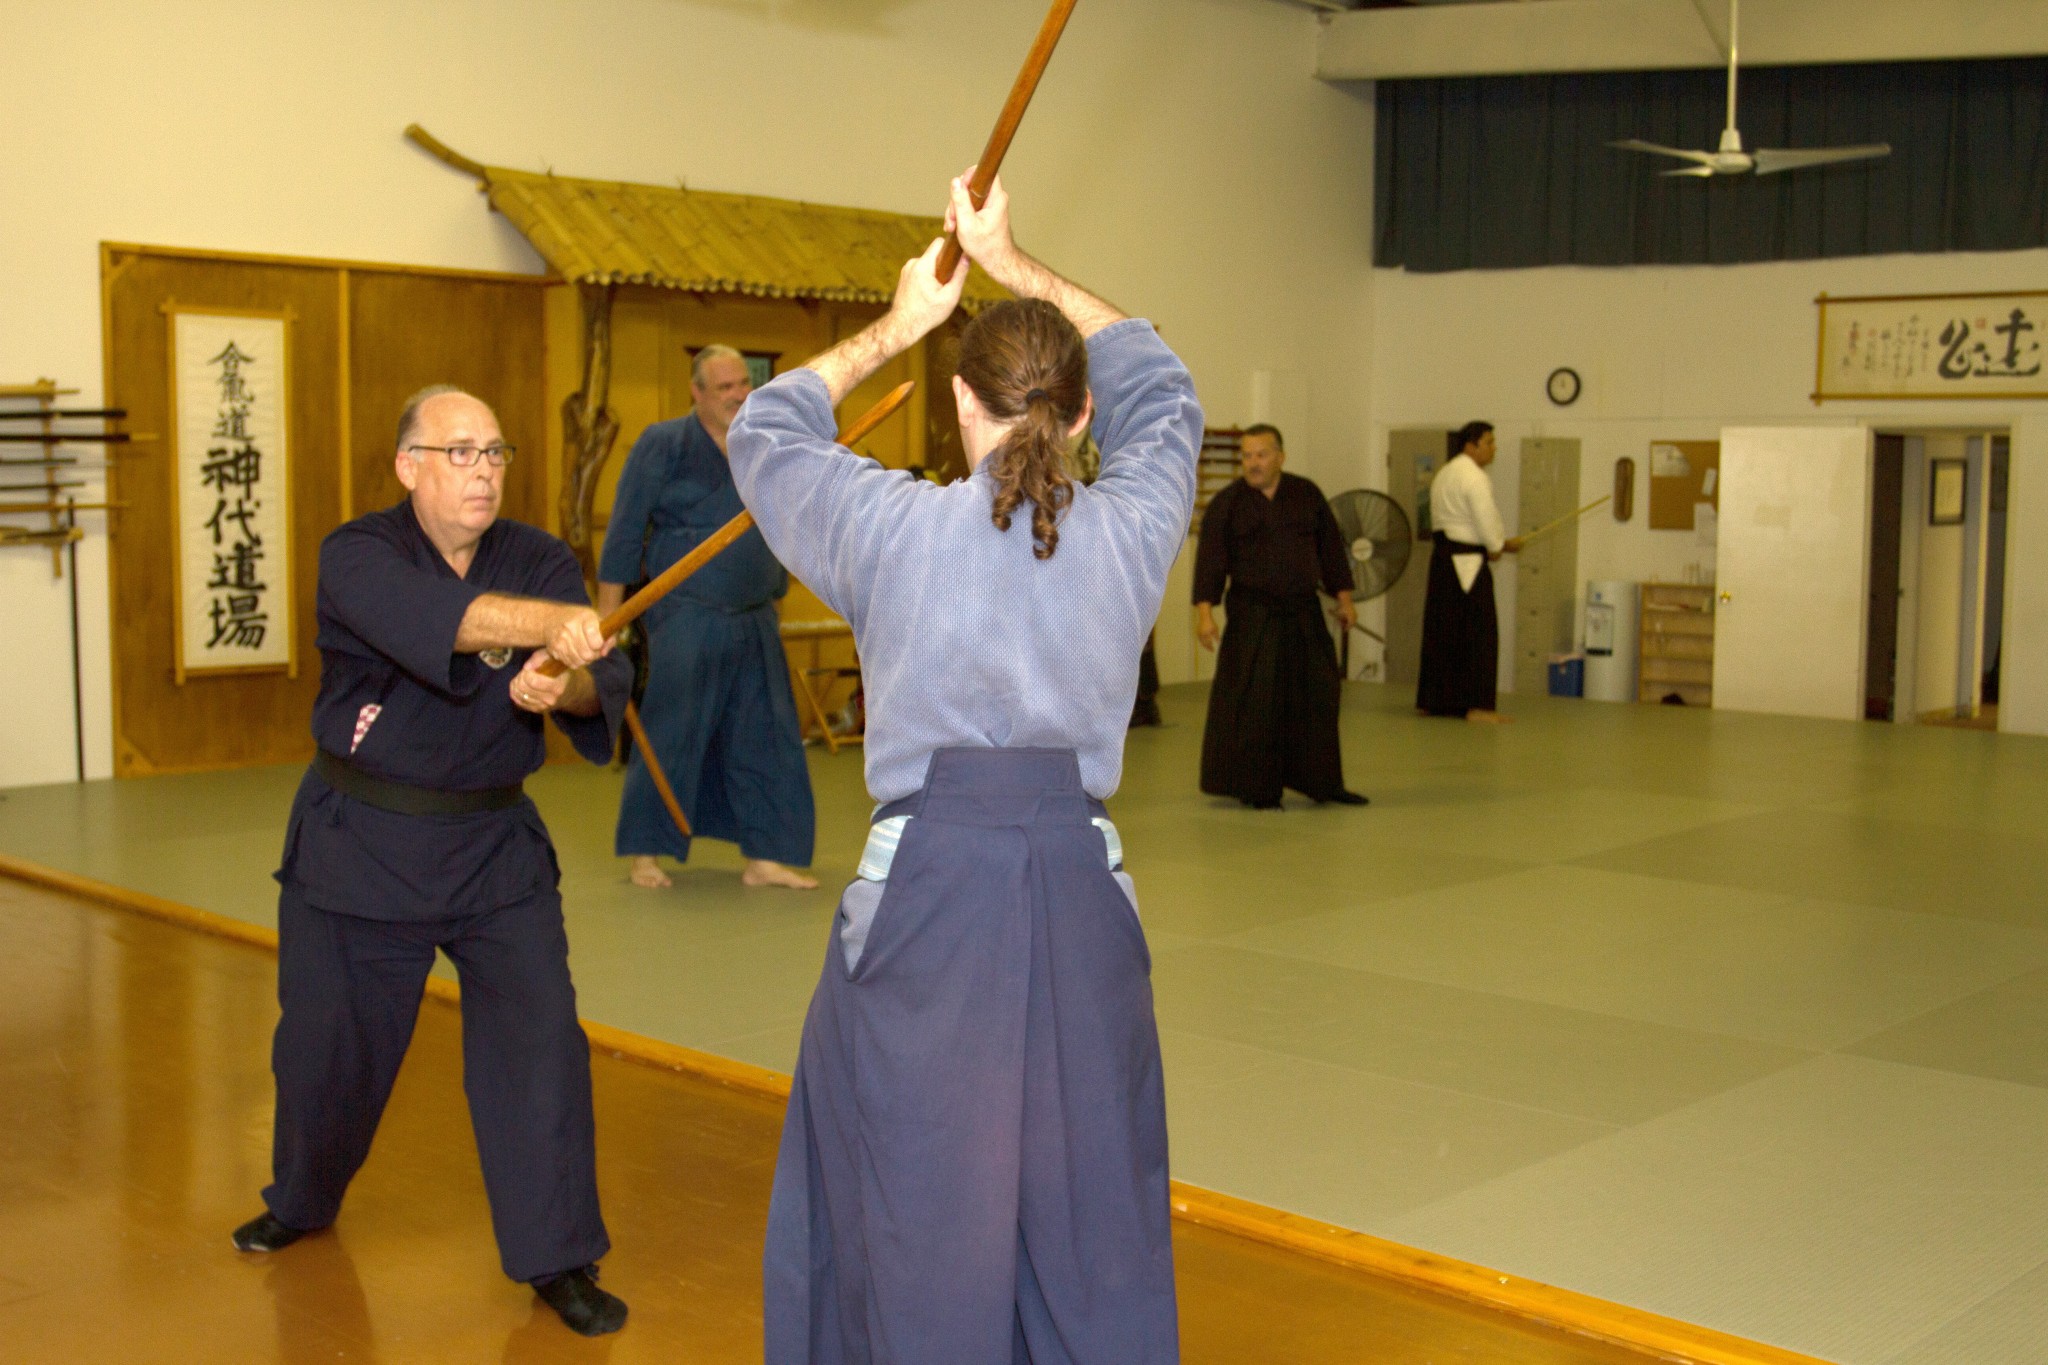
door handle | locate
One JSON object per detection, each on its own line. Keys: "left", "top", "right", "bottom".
{"left": 1718, "top": 590, "right": 1733, "bottom": 604}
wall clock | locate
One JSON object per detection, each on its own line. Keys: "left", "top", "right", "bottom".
{"left": 1546, "top": 367, "right": 1581, "bottom": 406}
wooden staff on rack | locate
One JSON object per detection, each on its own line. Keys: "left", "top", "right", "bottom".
{"left": 0, "top": 500, "right": 124, "bottom": 515}
{"left": 933, "top": 0, "right": 1082, "bottom": 283}
{"left": 0, "top": 526, "right": 84, "bottom": 548}
{"left": 0, "top": 432, "right": 138, "bottom": 444}
{"left": 540, "top": 380, "right": 915, "bottom": 839}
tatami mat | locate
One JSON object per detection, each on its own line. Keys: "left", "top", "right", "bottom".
{"left": 1378, "top": 1055, "right": 2048, "bottom": 1364}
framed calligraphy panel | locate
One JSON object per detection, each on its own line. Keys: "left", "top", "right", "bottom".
{"left": 1814, "top": 291, "right": 2048, "bottom": 402}
{"left": 165, "top": 307, "right": 296, "bottom": 682}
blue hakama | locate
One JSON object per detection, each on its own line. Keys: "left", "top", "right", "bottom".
{"left": 600, "top": 415, "right": 814, "bottom": 866}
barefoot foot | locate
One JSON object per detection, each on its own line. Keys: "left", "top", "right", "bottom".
{"left": 628, "top": 857, "right": 673, "bottom": 889}
{"left": 1465, "top": 709, "right": 1514, "bottom": 725}
{"left": 742, "top": 860, "right": 819, "bottom": 890}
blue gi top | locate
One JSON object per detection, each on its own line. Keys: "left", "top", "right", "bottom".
{"left": 598, "top": 414, "right": 788, "bottom": 622}
{"left": 728, "top": 319, "right": 1202, "bottom": 803}
{"left": 279, "top": 499, "right": 631, "bottom": 922}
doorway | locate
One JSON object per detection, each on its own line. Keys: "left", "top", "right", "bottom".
{"left": 1865, "top": 429, "right": 2009, "bottom": 728}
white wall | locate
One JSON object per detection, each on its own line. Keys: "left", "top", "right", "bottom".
{"left": 1369, "top": 247, "right": 2048, "bottom": 733}
{"left": 1, "top": 0, "right": 1377, "bottom": 786}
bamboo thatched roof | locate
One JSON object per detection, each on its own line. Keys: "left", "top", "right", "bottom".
{"left": 407, "top": 126, "right": 1006, "bottom": 308}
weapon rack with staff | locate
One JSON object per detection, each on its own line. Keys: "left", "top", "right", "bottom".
{"left": 0, "top": 379, "right": 137, "bottom": 781}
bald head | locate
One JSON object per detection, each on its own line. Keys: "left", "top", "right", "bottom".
{"left": 396, "top": 384, "right": 484, "bottom": 452}
{"left": 394, "top": 386, "right": 506, "bottom": 557}
{"left": 690, "top": 347, "right": 754, "bottom": 445}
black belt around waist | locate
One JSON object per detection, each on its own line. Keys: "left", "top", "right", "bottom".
{"left": 313, "top": 749, "right": 525, "bottom": 817}
{"left": 1224, "top": 586, "right": 1321, "bottom": 612}
{"left": 1433, "top": 531, "right": 1488, "bottom": 555}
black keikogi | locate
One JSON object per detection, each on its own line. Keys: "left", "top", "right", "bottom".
{"left": 1194, "top": 472, "right": 1355, "bottom": 806}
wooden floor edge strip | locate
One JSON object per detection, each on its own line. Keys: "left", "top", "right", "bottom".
{"left": 1, "top": 855, "right": 1829, "bottom": 1365}
{"left": 1166, "top": 1185, "right": 1831, "bottom": 1365}
{"left": 582, "top": 1018, "right": 794, "bottom": 1102}
{"left": 0, "top": 852, "right": 283, "bottom": 953}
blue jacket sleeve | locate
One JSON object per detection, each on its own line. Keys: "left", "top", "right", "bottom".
{"left": 1085, "top": 320, "right": 1203, "bottom": 580}
{"left": 726, "top": 370, "right": 923, "bottom": 622}
{"left": 318, "top": 521, "right": 485, "bottom": 696}
{"left": 597, "top": 425, "right": 668, "bottom": 586}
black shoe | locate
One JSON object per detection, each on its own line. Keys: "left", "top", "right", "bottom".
{"left": 230, "top": 1212, "right": 307, "bottom": 1253}
{"left": 1319, "top": 790, "right": 1370, "bottom": 806}
{"left": 1241, "top": 797, "right": 1283, "bottom": 810}
{"left": 534, "top": 1265, "right": 628, "bottom": 1337}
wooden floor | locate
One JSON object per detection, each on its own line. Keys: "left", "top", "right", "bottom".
{"left": 0, "top": 876, "right": 1662, "bottom": 1364}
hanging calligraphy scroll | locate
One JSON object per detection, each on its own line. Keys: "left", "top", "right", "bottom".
{"left": 166, "top": 307, "right": 296, "bottom": 683}
{"left": 1814, "top": 291, "right": 2048, "bottom": 403}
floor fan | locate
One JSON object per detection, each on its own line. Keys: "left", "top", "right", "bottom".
{"left": 1327, "top": 488, "right": 1414, "bottom": 677}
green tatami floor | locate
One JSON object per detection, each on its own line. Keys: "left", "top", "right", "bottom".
{"left": 5, "top": 681, "right": 2048, "bottom": 1364}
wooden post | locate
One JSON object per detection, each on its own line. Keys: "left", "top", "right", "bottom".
{"left": 559, "top": 281, "right": 619, "bottom": 587}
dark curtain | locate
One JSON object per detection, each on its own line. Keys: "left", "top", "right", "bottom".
{"left": 1375, "top": 59, "right": 2048, "bottom": 272}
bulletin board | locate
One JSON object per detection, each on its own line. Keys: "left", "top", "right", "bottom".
{"left": 1647, "top": 441, "right": 1720, "bottom": 531}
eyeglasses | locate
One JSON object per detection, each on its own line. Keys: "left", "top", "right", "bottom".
{"left": 408, "top": 443, "right": 516, "bottom": 467}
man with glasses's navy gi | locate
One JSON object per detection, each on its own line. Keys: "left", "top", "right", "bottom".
{"left": 228, "top": 385, "right": 633, "bottom": 1337}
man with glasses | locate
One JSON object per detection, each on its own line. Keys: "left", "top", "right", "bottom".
{"left": 597, "top": 344, "right": 817, "bottom": 891}
{"left": 228, "top": 385, "right": 632, "bottom": 1336}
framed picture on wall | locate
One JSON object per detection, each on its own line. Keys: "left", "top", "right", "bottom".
{"left": 1929, "top": 459, "right": 1967, "bottom": 526}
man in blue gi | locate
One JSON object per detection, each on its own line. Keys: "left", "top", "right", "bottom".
{"left": 229, "top": 386, "right": 632, "bottom": 1337}
{"left": 597, "top": 344, "right": 818, "bottom": 891}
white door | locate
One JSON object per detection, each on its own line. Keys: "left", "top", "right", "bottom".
{"left": 1714, "top": 426, "right": 1873, "bottom": 720}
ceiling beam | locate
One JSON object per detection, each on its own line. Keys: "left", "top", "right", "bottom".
{"left": 1316, "top": 0, "right": 2048, "bottom": 81}
{"left": 1688, "top": 0, "right": 1729, "bottom": 58}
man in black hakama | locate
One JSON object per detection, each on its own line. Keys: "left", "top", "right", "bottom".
{"left": 228, "top": 388, "right": 633, "bottom": 1337}
{"left": 1416, "top": 421, "right": 1521, "bottom": 723}
{"left": 1195, "top": 424, "right": 1367, "bottom": 808}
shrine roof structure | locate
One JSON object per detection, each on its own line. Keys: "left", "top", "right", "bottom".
{"left": 406, "top": 125, "right": 1007, "bottom": 309}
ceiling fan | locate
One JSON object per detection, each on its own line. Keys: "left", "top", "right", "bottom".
{"left": 1611, "top": 0, "right": 1890, "bottom": 177}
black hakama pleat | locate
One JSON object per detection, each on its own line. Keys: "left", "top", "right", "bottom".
{"left": 1199, "top": 589, "right": 1346, "bottom": 805}
{"left": 1415, "top": 532, "right": 1499, "bottom": 716}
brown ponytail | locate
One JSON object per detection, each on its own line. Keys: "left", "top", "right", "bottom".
{"left": 956, "top": 298, "right": 1087, "bottom": 560}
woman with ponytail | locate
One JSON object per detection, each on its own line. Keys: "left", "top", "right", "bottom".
{"left": 729, "top": 169, "right": 1201, "bottom": 1365}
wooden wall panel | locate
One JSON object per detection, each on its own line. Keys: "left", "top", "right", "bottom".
{"left": 104, "top": 248, "right": 550, "bottom": 776}
{"left": 346, "top": 273, "right": 548, "bottom": 527}
{"left": 102, "top": 249, "right": 343, "bottom": 776}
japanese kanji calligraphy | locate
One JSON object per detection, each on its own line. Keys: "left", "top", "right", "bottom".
{"left": 1815, "top": 291, "right": 2048, "bottom": 402}
{"left": 170, "top": 310, "right": 294, "bottom": 680}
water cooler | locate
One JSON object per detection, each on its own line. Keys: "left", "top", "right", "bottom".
{"left": 1583, "top": 580, "right": 1639, "bottom": 702}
